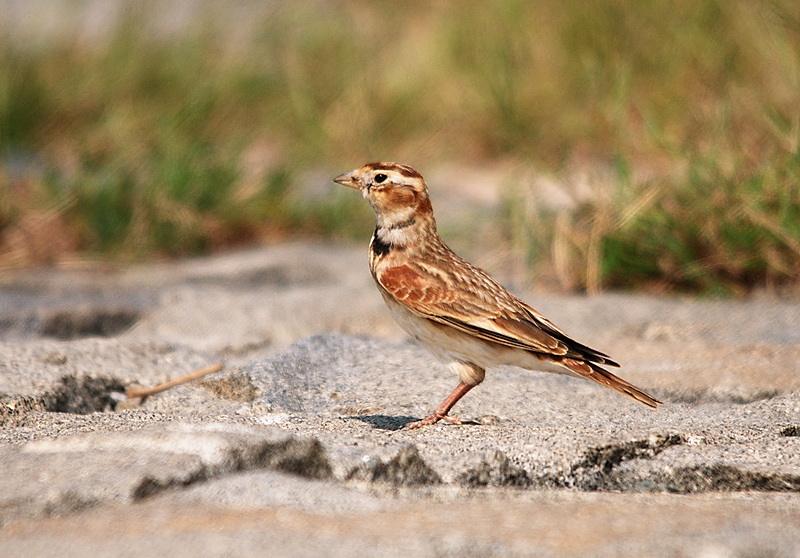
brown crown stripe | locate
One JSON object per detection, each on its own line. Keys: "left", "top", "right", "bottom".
{"left": 365, "top": 162, "right": 422, "bottom": 179}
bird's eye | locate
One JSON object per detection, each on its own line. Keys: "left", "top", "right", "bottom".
{"left": 374, "top": 173, "right": 388, "bottom": 184}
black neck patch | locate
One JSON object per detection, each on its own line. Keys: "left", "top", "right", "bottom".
{"left": 371, "top": 227, "right": 392, "bottom": 256}
{"left": 386, "top": 216, "right": 415, "bottom": 230}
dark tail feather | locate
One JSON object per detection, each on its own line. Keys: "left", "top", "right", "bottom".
{"left": 562, "top": 358, "right": 661, "bottom": 408}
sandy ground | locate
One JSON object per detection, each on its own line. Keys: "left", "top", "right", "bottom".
{"left": 1, "top": 243, "right": 798, "bottom": 557}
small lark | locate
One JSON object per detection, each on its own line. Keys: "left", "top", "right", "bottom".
{"left": 334, "top": 162, "right": 660, "bottom": 429}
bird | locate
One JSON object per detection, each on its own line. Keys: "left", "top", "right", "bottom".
{"left": 333, "top": 162, "right": 660, "bottom": 429}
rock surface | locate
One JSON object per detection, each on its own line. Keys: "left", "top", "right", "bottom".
{"left": 1, "top": 243, "right": 798, "bottom": 556}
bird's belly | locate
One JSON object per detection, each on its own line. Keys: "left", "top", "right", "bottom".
{"left": 381, "top": 293, "right": 569, "bottom": 374}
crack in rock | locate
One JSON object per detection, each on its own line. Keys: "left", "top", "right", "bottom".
{"left": 1, "top": 375, "right": 125, "bottom": 424}
{"left": 40, "top": 308, "right": 140, "bottom": 340}
{"left": 41, "top": 491, "right": 101, "bottom": 518}
{"left": 346, "top": 446, "right": 442, "bottom": 486}
{"left": 541, "top": 434, "right": 686, "bottom": 490}
{"left": 183, "top": 264, "right": 332, "bottom": 290}
{"left": 44, "top": 375, "right": 126, "bottom": 414}
{"left": 133, "top": 436, "right": 333, "bottom": 499}
{"left": 633, "top": 464, "right": 800, "bottom": 493}
{"left": 0, "top": 426, "right": 335, "bottom": 525}
{"left": 781, "top": 426, "right": 800, "bottom": 437}
{"left": 531, "top": 434, "right": 800, "bottom": 494}
{"left": 458, "top": 451, "right": 531, "bottom": 488}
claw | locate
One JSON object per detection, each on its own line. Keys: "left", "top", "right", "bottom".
{"left": 404, "top": 413, "right": 461, "bottom": 430}
{"left": 404, "top": 382, "right": 476, "bottom": 430}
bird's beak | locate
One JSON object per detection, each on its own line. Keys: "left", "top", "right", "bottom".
{"left": 333, "top": 170, "right": 360, "bottom": 190}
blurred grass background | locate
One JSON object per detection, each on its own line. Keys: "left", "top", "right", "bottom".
{"left": 0, "top": 0, "right": 798, "bottom": 295}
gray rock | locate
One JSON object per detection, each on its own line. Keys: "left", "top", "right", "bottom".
{"left": 458, "top": 450, "right": 532, "bottom": 487}
{"left": 237, "top": 332, "right": 800, "bottom": 492}
{"left": 0, "top": 423, "right": 330, "bottom": 525}
{"left": 0, "top": 243, "right": 798, "bottom": 556}
{"left": 166, "top": 469, "right": 387, "bottom": 514}
{"left": 346, "top": 445, "right": 442, "bottom": 486}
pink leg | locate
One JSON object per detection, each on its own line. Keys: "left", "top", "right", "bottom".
{"left": 406, "top": 382, "right": 475, "bottom": 430}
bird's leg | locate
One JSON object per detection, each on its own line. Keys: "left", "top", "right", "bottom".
{"left": 406, "top": 382, "right": 475, "bottom": 430}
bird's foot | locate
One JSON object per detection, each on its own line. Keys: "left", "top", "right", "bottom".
{"left": 405, "top": 412, "right": 461, "bottom": 430}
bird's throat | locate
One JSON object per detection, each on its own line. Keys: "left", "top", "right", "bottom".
{"left": 372, "top": 204, "right": 438, "bottom": 256}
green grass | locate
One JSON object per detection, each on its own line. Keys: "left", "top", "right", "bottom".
{"left": 0, "top": 0, "right": 798, "bottom": 293}
{"left": 506, "top": 150, "right": 800, "bottom": 295}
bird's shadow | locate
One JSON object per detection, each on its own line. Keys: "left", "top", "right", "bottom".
{"left": 349, "top": 414, "right": 480, "bottom": 431}
{"left": 349, "top": 414, "right": 418, "bottom": 431}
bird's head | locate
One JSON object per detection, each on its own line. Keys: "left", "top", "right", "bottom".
{"left": 333, "top": 162, "right": 433, "bottom": 228}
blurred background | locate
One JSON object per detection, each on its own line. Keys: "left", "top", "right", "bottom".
{"left": 1, "top": 0, "right": 798, "bottom": 296}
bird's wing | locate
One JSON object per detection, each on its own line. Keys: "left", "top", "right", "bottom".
{"left": 376, "top": 262, "right": 617, "bottom": 365}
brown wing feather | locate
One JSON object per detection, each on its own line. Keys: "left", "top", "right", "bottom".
{"left": 377, "top": 263, "right": 615, "bottom": 364}
{"left": 516, "top": 305, "right": 619, "bottom": 366}
{"left": 561, "top": 359, "right": 661, "bottom": 408}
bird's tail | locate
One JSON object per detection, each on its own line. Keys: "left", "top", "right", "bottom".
{"left": 562, "top": 358, "right": 661, "bottom": 408}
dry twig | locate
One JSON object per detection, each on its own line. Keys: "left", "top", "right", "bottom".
{"left": 125, "top": 363, "right": 224, "bottom": 400}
